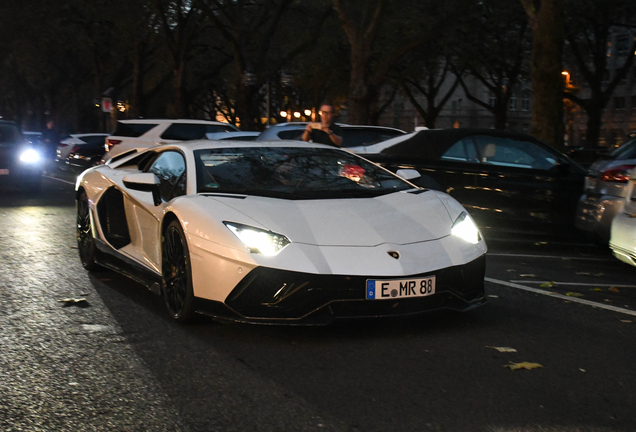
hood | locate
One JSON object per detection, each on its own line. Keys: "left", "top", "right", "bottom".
{"left": 203, "top": 191, "right": 452, "bottom": 246}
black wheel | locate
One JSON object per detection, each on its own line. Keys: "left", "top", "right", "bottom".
{"left": 76, "top": 189, "right": 99, "bottom": 270}
{"left": 162, "top": 220, "right": 196, "bottom": 323}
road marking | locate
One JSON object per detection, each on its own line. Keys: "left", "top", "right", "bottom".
{"left": 510, "top": 280, "right": 636, "bottom": 288}
{"left": 487, "top": 253, "right": 614, "bottom": 261}
{"left": 44, "top": 174, "right": 75, "bottom": 186}
{"left": 485, "top": 277, "right": 636, "bottom": 317}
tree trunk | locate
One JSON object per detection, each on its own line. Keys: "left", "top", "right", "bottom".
{"left": 585, "top": 103, "right": 604, "bottom": 148}
{"left": 522, "top": 0, "right": 565, "bottom": 150}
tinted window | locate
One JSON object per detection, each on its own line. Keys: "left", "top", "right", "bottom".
{"left": 148, "top": 151, "right": 186, "bottom": 201}
{"left": 441, "top": 138, "right": 479, "bottom": 162}
{"left": 277, "top": 130, "right": 304, "bottom": 140}
{"left": 112, "top": 122, "right": 157, "bottom": 137}
{"left": 340, "top": 129, "right": 404, "bottom": 148}
{"left": 161, "top": 123, "right": 238, "bottom": 140}
{"left": 610, "top": 139, "right": 636, "bottom": 160}
{"left": 471, "top": 135, "right": 558, "bottom": 170}
{"left": 0, "top": 124, "right": 22, "bottom": 145}
{"left": 81, "top": 135, "right": 108, "bottom": 146}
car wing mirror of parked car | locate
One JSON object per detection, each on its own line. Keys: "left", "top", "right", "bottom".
{"left": 123, "top": 173, "right": 162, "bottom": 206}
{"left": 395, "top": 169, "right": 421, "bottom": 181}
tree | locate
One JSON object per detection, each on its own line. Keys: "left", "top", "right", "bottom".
{"left": 400, "top": 54, "right": 461, "bottom": 129}
{"left": 455, "top": 0, "right": 530, "bottom": 129}
{"left": 194, "top": 0, "right": 331, "bottom": 130}
{"left": 520, "top": 0, "right": 565, "bottom": 150}
{"left": 332, "top": 0, "right": 463, "bottom": 125}
{"left": 563, "top": 0, "right": 636, "bottom": 147}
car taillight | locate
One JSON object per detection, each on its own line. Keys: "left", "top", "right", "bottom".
{"left": 105, "top": 138, "right": 122, "bottom": 151}
{"left": 600, "top": 165, "right": 635, "bottom": 183}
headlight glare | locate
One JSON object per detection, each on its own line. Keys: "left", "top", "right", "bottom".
{"left": 224, "top": 222, "right": 290, "bottom": 256}
{"left": 451, "top": 212, "right": 481, "bottom": 244}
{"left": 19, "top": 148, "right": 41, "bottom": 164}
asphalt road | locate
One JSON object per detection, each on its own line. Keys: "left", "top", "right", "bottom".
{"left": 1, "top": 172, "right": 636, "bottom": 432}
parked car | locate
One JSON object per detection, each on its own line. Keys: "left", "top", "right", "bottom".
{"left": 609, "top": 167, "right": 636, "bottom": 267}
{"left": 256, "top": 122, "right": 406, "bottom": 149}
{"left": 0, "top": 120, "right": 44, "bottom": 191}
{"left": 65, "top": 136, "right": 113, "bottom": 170}
{"left": 364, "top": 128, "right": 587, "bottom": 239}
{"left": 575, "top": 138, "right": 636, "bottom": 243}
{"left": 57, "top": 133, "right": 109, "bottom": 164}
{"left": 76, "top": 140, "right": 487, "bottom": 324}
{"left": 103, "top": 119, "right": 240, "bottom": 161}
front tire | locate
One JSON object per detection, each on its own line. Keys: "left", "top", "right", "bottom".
{"left": 162, "top": 220, "right": 196, "bottom": 323}
{"left": 76, "top": 189, "right": 99, "bottom": 270}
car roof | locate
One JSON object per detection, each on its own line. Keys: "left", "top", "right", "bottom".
{"left": 380, "top": 128, "right": 549, "bottom": 159}
{"left": 118, "top": 119, "right": 231, "bottom": 125}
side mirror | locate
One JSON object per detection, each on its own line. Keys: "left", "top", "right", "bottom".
{"left": 395, "top": 168, "right": 421, "bottom": 181}
{"left": 123, "top": 173, "right": 162, "bottom": 206}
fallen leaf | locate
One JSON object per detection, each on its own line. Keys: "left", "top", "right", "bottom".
{"left": 504, "top": 362, "right": 544, "bottom": 371}
{"left": 506, "top": 269, "right": 516, "bottom": 272}
{"left": 59, "top": 297, "right": 86, "bottom": 303}
{"left": 621, "top": 320, "right": 632, "bottom": 323}
{"left": 579, "top": 369, "right": 586, "bottom": 372}
{"left": 539, "top": 281, "right": 556, "bottom": 288}
{"left": 520, "top": 274, "right": 537, "bottom": 278}
{"left": 566, "top": 292, "right": 584, "bottom": 297}
{"left": 592, "top": 288, "right": 603, "bottom": 292}
{"left": 576, "top": 272, "right": 591, "bottom": 276}
{"left": 488, "top": 295, "right": 499, "bottom": 298}
{"left": 488, "top": 346, "right": 517, "bottom": 353}
{"left": 534, "top": 242, "right": 548, "bottom": 245}
{"left": 609, "top": 287, "right": 620, "bottom": 293}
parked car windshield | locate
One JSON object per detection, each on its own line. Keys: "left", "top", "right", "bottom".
{"left": 0, "top": 124, "right": 22, "bottom": 146}
{"left": 609, "top": 139, "right": 636, "bottom": 160}
{"left": 194, "top": 146, "right": 414, "bottom": 199}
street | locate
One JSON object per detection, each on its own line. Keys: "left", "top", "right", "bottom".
{"left": 1, "top": 173, "right": 636, "bottom": 432}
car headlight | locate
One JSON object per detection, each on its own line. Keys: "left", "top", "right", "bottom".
{"left": 451, "top": 212, "right": 481, "bottom": 244}
{"left": 19, "top": 148, "right": 41, "bottom": 164}
{"left": 224, "top": 222, "right": 291, "bottom": 256}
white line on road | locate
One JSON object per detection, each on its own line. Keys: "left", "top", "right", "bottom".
{"left": 509, "top": 280, "right": 636, "bottom": 288}
{"left": 487, "top": 253, "right": 614, "bottom": 261}
{"left": 44, "top": 174, "right": 75, "bottom": 186}
{"left": 485, "top": 277, "right": 636, "bottom": 317}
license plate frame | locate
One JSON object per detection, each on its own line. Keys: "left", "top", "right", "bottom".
{"left": 366, "top": 276, "right": 436, "bottom": 300}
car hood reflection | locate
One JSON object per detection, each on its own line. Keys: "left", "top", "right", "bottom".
{"left": 204, "top": 191, "right": 452, "bottom": 247}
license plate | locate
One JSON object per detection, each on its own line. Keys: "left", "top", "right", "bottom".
{"left": 0, "top": 169, "right": 9, "bottom": 175}
{"left": 366, "top": 276, "right": 436, "bottom": 300}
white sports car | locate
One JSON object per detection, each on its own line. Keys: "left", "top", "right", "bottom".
{"left": 76, "top": 140, "right": 487, "bottom": 324}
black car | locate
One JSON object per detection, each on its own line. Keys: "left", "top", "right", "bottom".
{"left": 366, "top": 129, "right": 586, "bottom": 239}
{"left": 0, "top": 120, "right": 44, "bottom": 191}
{"left": 65, "top": 137, "right": 109, "bottom": 170}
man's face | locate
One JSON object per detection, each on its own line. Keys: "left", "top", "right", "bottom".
{"left": 319, "top": 105, "right": 334, "bottom": 124}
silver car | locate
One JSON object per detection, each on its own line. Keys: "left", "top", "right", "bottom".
{"left": 575, "top": 139, "right": 636, "bottom": 243}
{"left": 610, "top": 166, "right": 636, "bottom": 267}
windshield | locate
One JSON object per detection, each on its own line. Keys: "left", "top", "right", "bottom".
{"left": 610, "top": 139, "right": 636, "bottom": 160}
{"left": 194, "top": 147, "right": 414, "bottom": 199}
{"left": 0, "top": 124, "right": 22, "bottom": 146}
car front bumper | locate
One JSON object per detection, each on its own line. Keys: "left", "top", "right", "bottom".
{"left": 610, "top": 212, "right": 636, "bottom": 268}
{"left": 194, "top": 255, "right": 487, "bottom": 325}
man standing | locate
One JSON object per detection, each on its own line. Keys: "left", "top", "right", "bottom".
{"left": 41, "top": 120, "right": 60, "bottom": 171}
{"left": 302, "top": 103, "right": 343, "bottom": 147}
